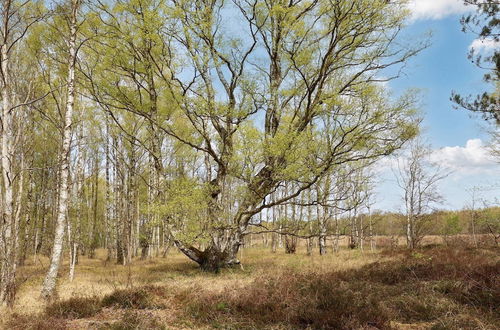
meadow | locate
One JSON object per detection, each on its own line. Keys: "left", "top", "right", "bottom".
{"left": 1, "top": 238, "right": 498, "bottom": 330}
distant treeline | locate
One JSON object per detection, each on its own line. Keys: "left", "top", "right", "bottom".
{"left": 246, "top": 207, "right": 500, "bottom": 251}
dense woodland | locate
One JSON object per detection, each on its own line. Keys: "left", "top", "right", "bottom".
{"left": 0, "top": 0, "right": 498, "bottom": 310}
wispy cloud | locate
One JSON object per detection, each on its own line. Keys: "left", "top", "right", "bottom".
{"left": 408, "top": 0, "right": 470, "bottom": 21}
{"left": 430, "top": 139, "right": 498, "bottom": 174}
{"left": 375, "top": 138, "right": 498, "bottom": 175}
{"left": 373, "top": 139, "right": 500, "bottom": 211}
{"left": 469, "top": 38, "right": 500, "bottom": 52}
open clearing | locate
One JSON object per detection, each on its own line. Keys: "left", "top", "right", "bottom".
{"left": 1, "top": 243, "right": 498, "bottom": 329}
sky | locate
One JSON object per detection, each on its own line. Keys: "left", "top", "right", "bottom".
{"left": 373, "top": 0, "right": 500, "bottom": 212}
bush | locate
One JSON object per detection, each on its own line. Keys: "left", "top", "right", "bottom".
{"left": 189, "top": 273, "right": 393, "bottom": 329}
{"left": 101, "top": 286, "right": 164, "bottom": 309}
{"left": 5, "top": 313, "right": 68, "bottom": 330}
{"left": 106, "top": 311, "right": 165, "bottom": 330}
{"left": 45, "top": 296, "right": 102, "bottom": 319}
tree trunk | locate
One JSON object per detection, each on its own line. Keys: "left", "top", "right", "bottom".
{"left": 104, "top": 116, "right": 114, "bottom": 261}
{"left": 330, "top": 213, "right": 338, "bottom": 253}
{"left": 89, "top": 154, "right": 99, "bottom": 259}
{"left": 306, "top": 192, "right": 313, "bottom": 256}
{"left": 406, "top": 214, "right": 414, "bottom": 249}
{"left": 174, "top": 238, "right": 241, "bottom": 273}
{"left": 41, "top": 0, "right": 78, "bottom": 300}
{"left": 271, "top": 194, "right": 277, "bottom": 253}
{"left": 368, "top": 208, "right": 375, "bottom": 252}
{"left": 112, "top": 135, "right": 124, "bottom": 264}
{"left": 0, "top": 38, "right": 18, "bottom": 306}
{"left": 284, "top": 235, "right": 297, "bottom": 254}
{"left": 318, "top": 204, "right": 327, "bottom": 255}
{"left": 67, "top": 219, "right": 77, "bottom": 282}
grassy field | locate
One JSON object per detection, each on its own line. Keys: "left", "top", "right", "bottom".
{"left": 1, "top": 243, "right": 499, "bottom": 329}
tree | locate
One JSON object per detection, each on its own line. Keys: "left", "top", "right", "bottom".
{"left": 487, "top": 127, "right": 500, "bottom": 161}
{"left": 465, "top": 185, "right": 500, "bottom": 247}
{"left": 83, "top": 0, "right": 423, "bottom": 271}
{"left": 41, "top": 0, "right": 81, "bottom": 300}
{"left": 466, "top": 185, "right": 482, "bottom": 248}
{"left": 441, "top": 213, "right": 462, "bottom": 245}
{"left": 395, "top": 139, "right": 447, "bottom": 249}
{"left": 0, "top": 0, "right": 47, "bottom": 306}
{"left": 452, "top": 0, "right": 499, "bottom": 123}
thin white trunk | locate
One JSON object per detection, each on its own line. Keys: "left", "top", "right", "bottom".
{"left": 334, "top": 215, "right": 340, "bottom": 253}
{"left": 359, "top": 213, "right": 364, "bottom": 252}
{"left": 271, "top": 193, "right": 277, "bottom": 253}
{"left": 318, "top": 204, "right": 327, "bottom": 255}
{"left": 0, "top": 38, "right": 16, "bottom": 305}
{"left": 406, "top": 214, "right": 413, "bottom": 249}
{"left": 470, "top": 192, "right": 478, "bottom": 248}
{"left": 368, "top": 207, "right": 374, "bottom": 252}
{"left": 69, "top": 242, "right": 77, "bottom": 282}
{"left": 67, "top": 219, "right": 77, "bottom": 282}
{"left": 41, "top": 0, "right": 78, "bottom": 299}
{"left": 306, "top": 191, "right": 313, "bottom": 256}
{"left": 104, "top": 116, "right": 114, "bottom": 260}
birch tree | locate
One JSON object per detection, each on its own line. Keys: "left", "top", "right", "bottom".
{"left": 396, "top": 139, "right": 447, "bottom": 249}
{"left": 0, "top": 0, "right": 46, "bottom": 305}
{"left": 41, "top": 0, "right": 81, "bottom": 300}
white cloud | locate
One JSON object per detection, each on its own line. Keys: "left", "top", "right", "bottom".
{"left": 408, "top": 0, "right": 470, "bottom": 21}
{"left": 430, "top": 139, "right": 498, "bottom": 174}
{"left": 376, "top": 139, "right": 498, "bottom": 175}
{"left": 373, "top": 139, "right": 500, "bottom": 211}
{"left": 469, "top": 38, "right": 500, "bottom": 52}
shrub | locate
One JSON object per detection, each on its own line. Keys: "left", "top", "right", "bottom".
{"left": 45, "top": 296, "right": 102, "bottom": 319}
{"left": 5, "top": 313, "right": 68, "bottom": 330}
{"left": 101, "top": 286, "right": 164, "bottom": 309}
{"left": 189, "top": 273, "right": 393, "bottom": 329}
{"left": 106, "top": 311, "right": 165, "bottom": 330}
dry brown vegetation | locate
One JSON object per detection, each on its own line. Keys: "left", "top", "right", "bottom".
{"left": 1, "top": 243, "right": 499, "bottom": 329}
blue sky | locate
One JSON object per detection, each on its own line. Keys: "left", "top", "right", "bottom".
{"left": 373, "top": 0, "right": 500, "bottom": 212}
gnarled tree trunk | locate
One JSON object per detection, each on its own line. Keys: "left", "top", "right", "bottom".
{"left": 174, "top": 237, "right": 241, "bottom": 273}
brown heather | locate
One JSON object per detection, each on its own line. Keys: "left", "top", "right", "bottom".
{"left": 2, "top": 244, "right": 499, "bottom": 329}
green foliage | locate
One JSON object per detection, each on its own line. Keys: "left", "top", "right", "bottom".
{"left": 443, "top": 214, "right": 462, "bottom": 236}
{"left": 453, "top": 0, "right": 499, "bottom": 122}
{"left": 5, "top": 0, "right": 431, "bottom": 273}
{"left": 477, "top": 207, "right": 500, "bottom": 233}
{"left": 153, "top": 177, "right": 209, "bottom": 244}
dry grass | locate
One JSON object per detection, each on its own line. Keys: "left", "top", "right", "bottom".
{"left": 1, "top": 243, "right": 499, "bottom": 329}
{"left": 185, "top": 247, "right": 499, "bottom": 329}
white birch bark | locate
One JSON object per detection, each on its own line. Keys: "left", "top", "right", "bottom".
{"left": 0, "top": 27, "right": 15, "bottom": 305}
{"left": 41, "top": 0, "right": 79, "bottom": 299}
